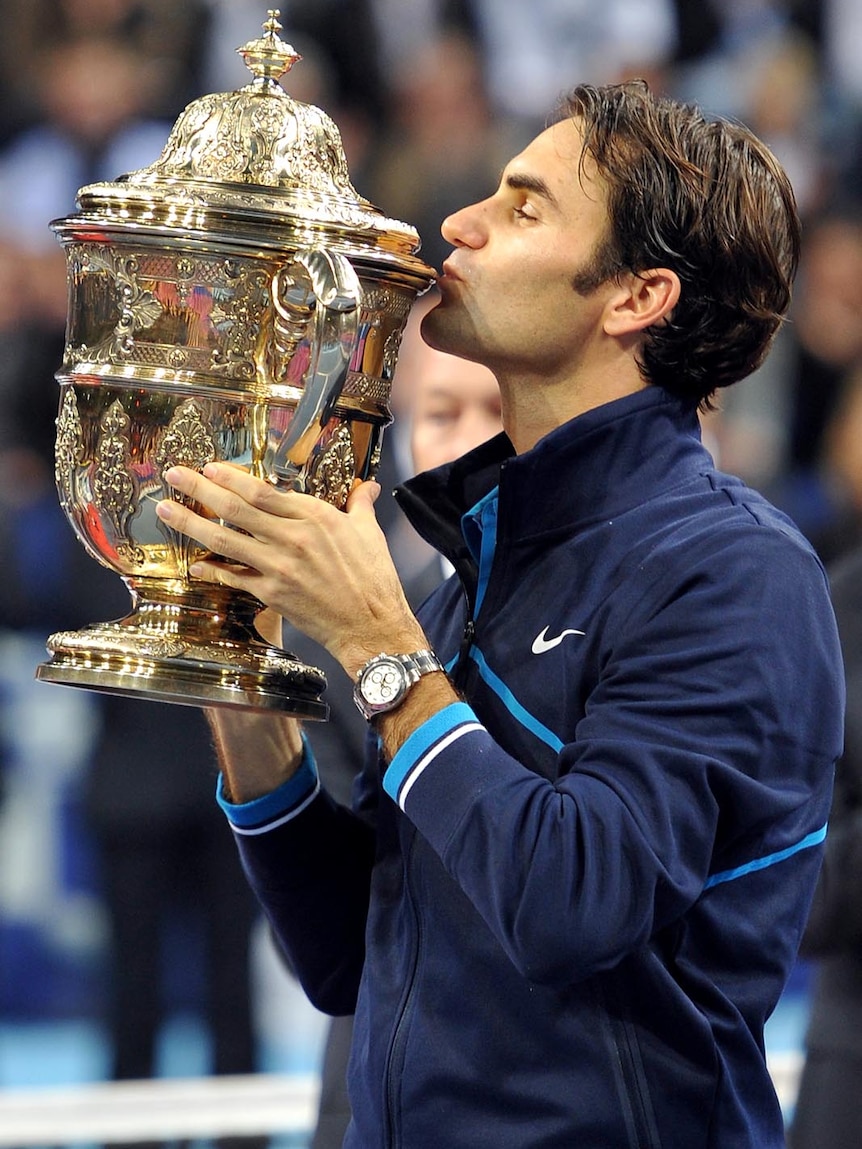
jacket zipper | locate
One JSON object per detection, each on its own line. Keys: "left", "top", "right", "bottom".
{"left": 452, "top": 616, "right": 476, "bottom": 690}
{"left": 599, "top": 977, "right": 662, "bottom": 1148}
{"left": 383, "top": 831, "right": 422, "bottom": 1148}
{"left": 381, "top": 492, "right": 484, "bottom": 1138}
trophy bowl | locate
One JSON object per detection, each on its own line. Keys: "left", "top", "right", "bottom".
{"left": 35, "top": 12, "right": 435, "bottom": 715}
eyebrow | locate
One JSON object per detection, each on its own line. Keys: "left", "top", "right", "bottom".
{"left": 504, "top": 172, "right": 561, "bottom": 211}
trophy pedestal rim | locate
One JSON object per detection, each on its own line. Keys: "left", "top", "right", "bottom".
{"left": 35, "top": 584, "right": 330, "bottom": 718}
{"left": 36, "top": 649, "right": 328, "bottom": 717}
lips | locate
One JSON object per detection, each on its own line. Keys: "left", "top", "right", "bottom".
{"left": 438, "top": 260, "right": 464, "bottom": 289}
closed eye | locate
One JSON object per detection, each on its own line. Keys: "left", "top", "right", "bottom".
{"left": 505, "top": 172, "right": 559, "bottom": 218}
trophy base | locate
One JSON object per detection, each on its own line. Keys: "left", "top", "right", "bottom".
{"left": 35, "top": 581, "right": 329, "bottom": 718}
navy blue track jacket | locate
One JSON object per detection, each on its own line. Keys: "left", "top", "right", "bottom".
{"left": 221, "top": 387, "right": 845, "bottom": 1148}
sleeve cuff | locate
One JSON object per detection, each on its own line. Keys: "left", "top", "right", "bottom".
{"left": 384, "top": 702, "right": 485, "bottom": 810}
{"left": 216, "top": 732, "right": 320, "bottom": 835}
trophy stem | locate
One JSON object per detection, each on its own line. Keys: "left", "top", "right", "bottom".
{"left": 36, "top": 577, "right": 329, "bottom": 717}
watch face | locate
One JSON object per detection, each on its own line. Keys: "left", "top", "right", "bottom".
{"left": 360, "top": 658, "right": 407, "bottom": 708}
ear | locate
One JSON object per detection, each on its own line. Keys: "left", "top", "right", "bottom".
{"left": 603, "top": 269, "right": 681, "bottom": 337}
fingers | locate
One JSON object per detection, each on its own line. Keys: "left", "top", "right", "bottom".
{"left": 164, "top": 463, "right": 300, "bottom": 522}
{"left": 152, "top": 463, "right": 412, "bottom": 667}
{"left": 254, "top": 607, "right": 284, "bottom": 647}
{"left": 188, "top": 559, "right": 268, "bottom": 606}
{"left": 157, "top": 464, "right": 291, "bottom": 553}
{"left": 154, "top": 464, "right": 386, "bottom": 617}
{"left": 159, "top": 464, "right": 381, "bottom": 532}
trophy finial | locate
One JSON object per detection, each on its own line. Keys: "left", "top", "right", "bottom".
{"left": 237, "top": 9, "right": 302, "bottom": 86}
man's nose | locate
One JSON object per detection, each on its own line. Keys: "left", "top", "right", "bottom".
{"left": 441, "top": 200, "right": 486, "bottom": 249}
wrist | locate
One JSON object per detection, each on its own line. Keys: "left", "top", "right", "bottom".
{"left": 336, "top": 623, "right": 432, "bottom": 681}
{"left": 376, "top": 670, "right": 460, "bottom": 763}
{"left": 206, "top": 707, "right": 305, "bottom": 804}
{"left": 217, "top": 733, "right": 319, "bottom": 828}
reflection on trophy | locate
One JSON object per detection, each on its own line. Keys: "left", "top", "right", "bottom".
{"left": 35, "top": 11, "right": 435, "bottom": 716}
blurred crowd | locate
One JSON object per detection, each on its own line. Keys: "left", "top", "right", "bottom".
{"left": 1, "top": 0, "right": 862, "bottom": 1140}
{"left": 2, "top": 0, "right": 862, "bottom": 554}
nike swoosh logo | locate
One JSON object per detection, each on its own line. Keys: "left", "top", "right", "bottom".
{"left": 531, "top": 626, "right": 585, "bottom": 655}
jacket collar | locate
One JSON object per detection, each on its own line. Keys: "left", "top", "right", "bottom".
{"left": 395, "top": 387, "right": 709, "bottom": 564}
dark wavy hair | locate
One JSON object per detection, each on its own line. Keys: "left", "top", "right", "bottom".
{"left": 557, "top": 82, "right": 801, "bottom": 409}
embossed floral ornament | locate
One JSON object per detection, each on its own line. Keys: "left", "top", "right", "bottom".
{"left": 76, "top": 249, "right": 164, "bottom": 364}
{"left": 154, "top": 399, "right": 217, "bottom": 476}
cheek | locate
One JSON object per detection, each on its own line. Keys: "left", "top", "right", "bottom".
{"left": 410, "top": 426, "right": 448, "bottom": 474}
{"left": 481, "top": 411, "right": 503, "bottom": 440}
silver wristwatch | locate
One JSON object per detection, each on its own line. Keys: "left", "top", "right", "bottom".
{"left": 353, "top": 649, "right": 444, "bottom": 721}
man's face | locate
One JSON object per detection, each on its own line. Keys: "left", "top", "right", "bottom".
{"left": 409, "top": 347, "right": 502, "bottom": 473}
{"left": 421, "top": 118, "right": 618, "bottom": 383}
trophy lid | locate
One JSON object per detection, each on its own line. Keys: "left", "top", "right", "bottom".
{"left": 68, "top": 11, "right": 433, "bottom": 275}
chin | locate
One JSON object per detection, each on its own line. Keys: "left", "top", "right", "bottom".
{"left": 418, "top": 305, "right": 450, "bottom": 352}
{"left": 420, "top": 303, "right": 465, "bottom": 353}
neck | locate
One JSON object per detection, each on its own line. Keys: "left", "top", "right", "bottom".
{"left": 499, "top": 363, "right": 648, "bottom": 454}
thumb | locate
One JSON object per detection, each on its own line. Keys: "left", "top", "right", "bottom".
{"left": 346, "top": 478, "right": 381, "bottom": 513}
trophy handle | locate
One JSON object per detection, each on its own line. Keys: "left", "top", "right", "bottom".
{"left": 269, "top": 247, "right": 361, "bottom": 489}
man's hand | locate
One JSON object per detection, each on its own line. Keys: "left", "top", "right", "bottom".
{"left": 155, "top": 463, "right": 429, "bottom": 679}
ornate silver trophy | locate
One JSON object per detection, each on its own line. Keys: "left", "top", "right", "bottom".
{"left": 35, "top": 12, "right": 435, "bottom": 716}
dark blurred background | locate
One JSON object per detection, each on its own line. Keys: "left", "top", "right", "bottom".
{"left": 1, "top": 1, "right": 861, "bottom": 1143}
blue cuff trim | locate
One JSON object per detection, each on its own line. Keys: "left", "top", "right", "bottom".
{"left": 216, "top": 733, "right": 320, "bottom": 833}
{"left": 384, "top": 702, "right": 480, "bottom": 804}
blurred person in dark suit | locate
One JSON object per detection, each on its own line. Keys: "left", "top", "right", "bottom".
{"left": 783, "top": 205, "right": 862, "bottom": 479}
{"left": 769, "top": 357, "right": 862, "bottom": 567}
{"left": 790, "top": 539, "right": 862, "bottom": 1149}
{"left": 83, "top": 696, "right": 264, "bottom": 1091}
